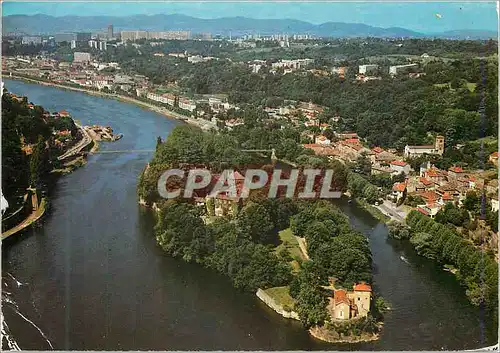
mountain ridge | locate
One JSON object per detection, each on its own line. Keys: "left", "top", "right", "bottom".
{"left": 3, "top": 14, "right": 497, "bottom": 39}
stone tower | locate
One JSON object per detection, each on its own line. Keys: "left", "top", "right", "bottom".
{"left": 435, "top": 135, "right": 445, "bottom": 155}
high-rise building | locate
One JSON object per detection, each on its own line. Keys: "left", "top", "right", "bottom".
{"left": 71, "top": 40, "right": 77, "bottom": 49}
{"left": 99, "top": 41, "right": 107, "bottom": 51}
{"left": 107, "top": 24, "right": 114, "bottom": 39}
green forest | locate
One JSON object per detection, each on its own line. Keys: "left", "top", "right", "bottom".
{"left": 1, "top": 92, "right": 77, "bottom": 209}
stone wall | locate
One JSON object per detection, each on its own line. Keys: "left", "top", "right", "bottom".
{"left": 256, "top": 288, "right": 299, "bottom": 320}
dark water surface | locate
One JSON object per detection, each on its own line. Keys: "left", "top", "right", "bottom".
{"left": 2, "top": 79, "right": 496, "bottom": 350}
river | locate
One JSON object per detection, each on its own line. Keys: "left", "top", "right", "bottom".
{"left": 1, "top": 79, "right": 496, "bottom": 350}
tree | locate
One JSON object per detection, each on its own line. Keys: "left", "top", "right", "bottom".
{"left": 156, "top": 136, "right": 162, "bottom": 151}
{"left": 410, "top": 232, "right": 436, "bottom": 259}
{"left": 237, "top": 201, "right": 275, "bottom": 244}
{"left": 355, "top": 152, "right": 371, "bottom": 176}
{"left": 388, "top": 221, "right": 410, "bottom": 240}
{"left": 29, "top": 135, "right": 48, "bottom": 188}
{"left": 463, "top": 191, "right": 480, "bottom": 215}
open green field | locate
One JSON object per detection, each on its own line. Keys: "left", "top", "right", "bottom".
{"left": 465, "top": 82, "right": 477, "bottom": 92}
{"left": 433, "top": 81, "right": 476, "bottom": 92}
{"left": 275, "top": 228, "right": 305, "bottom": 272}
{"left": 263, "top": 286, "right": 296, "bottom": 310}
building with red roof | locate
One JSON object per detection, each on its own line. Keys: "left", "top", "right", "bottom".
{"left": 418, "top": 190, "right": 440, "bottom": 203}
{"left": 390, "top": 160, "right": 410, "bottom": 175}
{"left": 59, "top": 109, "right": 71, "bottom": 117}
{"left": 489, "top": 152, "right": 498, "bottom": 166}
{"left": 327, "top": 282, "right": 372, "bottom": 321}
{"left": 392, "top": 182, "right": 407, "bottom": 202}
{"left": 353, "top": 283, "right": 372, "bottom": 292}
{"left": 448, "top": 166, "right": 465, "bottom": 179}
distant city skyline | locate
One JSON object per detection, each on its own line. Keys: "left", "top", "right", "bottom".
{"left": 2, "top": 2, "right": 498, "bottom": 33}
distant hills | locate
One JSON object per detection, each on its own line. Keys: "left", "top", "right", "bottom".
{"left": 3, "top": 14, "right": 498, "bottom": 39}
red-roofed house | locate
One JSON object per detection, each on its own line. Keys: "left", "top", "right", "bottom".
{"left": 59, "top": 110, "right": 70, "bottom": 118}
{"left": 327, "top": 282, "right": 372, "bottom": 320}
{"left": 371, "top": 146, "right": 384, "bottom": 154}
{"left": 420, "top": 202, "right": 442, "bottom": 217}
{"left": 315, "top": 134, "right": 331, "bottom": 145}
{"left": 440, "top": 192, "right": 454, "bottom": 204}
{"left": 423, "top": 167, "right": 447, "bottom": 185}
{"left": 419, "top": 177, "right": 434, "bottom": 188}
{"left": 206, "top": 170, "right": 247, "bottom": 217}
{"left": 489, "top": 152, "right": 498, "bottom": 166}
{"left": 418, "top": 190, "right": 440, "bottom": 204}
{"left": 353, "top": 283, "right": 372, "bottom": 292}
{"left": 392, "top": 182, "right": 407, "bottom": 202}
{"left": 448, "top": 166, "right": 465, "bottom": 179}
{"left": 390, "top": 160, "right": 410, "bottom": 175}
{"left": 417, "top": 207, "right": 430, "bottom": 216}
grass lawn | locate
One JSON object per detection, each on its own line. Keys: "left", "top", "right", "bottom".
{"left": 276, "top": 228, "right": 305, "bottom": 259}
{"left": 275, "top": 228, "right": 306, "bottom": 273}
{"left": 434, "top": 81, "right": 476, "bottom": 92}
{"left": 466, "top": 82, "right": 477, "bottom": 92}
{"left": 263, "top": 286, "right": 296, "bottom": 310}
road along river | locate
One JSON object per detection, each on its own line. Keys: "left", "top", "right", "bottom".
{"left": 1, "top": 79, "right": 497, "bottom": 350}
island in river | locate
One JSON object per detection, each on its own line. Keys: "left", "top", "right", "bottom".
{"left": 2, "top": 79, "right": 496, "bottom": 351}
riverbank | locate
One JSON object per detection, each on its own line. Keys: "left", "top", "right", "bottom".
{"left": 309, "top": 324, "right": 380, "bottom": 344}
{"left": 2, "top": 198, "right": 47, "bottom": 240}
{"left": 8, "top": 75, "right": 216, "bottom": 131}
{"left": 256, "top": 287, "right": 299, "bottom": 320}
{"left": 354, "top": 198, "right": 391, "bottom": 223}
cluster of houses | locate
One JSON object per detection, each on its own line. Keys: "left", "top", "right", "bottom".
{"left": 393, "top": 161, "right": 499, "bottom": 217}
{"left": 9, "top": 93, "right": 77, "bottom": 152}
{"left": 247, "top": 58, "right": 315, "bottom": 75}
{"left": 146, "top": 92, "right": 197, "bottom": 112}
{"left": 4, "top": 56, "right": 149, "bottom": 93}
{"left": 355, "top": 59, "right": 425, "bottom": 82}
{"left": 300, "top": 124, "right": 498, "bottom": 217}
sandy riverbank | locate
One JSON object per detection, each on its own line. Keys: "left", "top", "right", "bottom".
{"left": 8, "top": 75, "right": 216, "bottom": 131}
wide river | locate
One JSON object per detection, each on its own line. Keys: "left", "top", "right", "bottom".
{"left": 1, "top": 79, "right": 497, "bottom": 351}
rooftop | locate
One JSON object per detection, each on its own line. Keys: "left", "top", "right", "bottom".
{"left": 353, "top": 283, "right": 372, "bottom": 292}
{"left": 390, "top": 160, "right": 408, "bottom": 167}
{"left": 392, "top": 182, "right": 406, "bottom": 192}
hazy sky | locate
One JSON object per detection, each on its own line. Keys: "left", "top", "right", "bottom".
{"left": 2, "top": 1, "right": 498, "bottom": 32}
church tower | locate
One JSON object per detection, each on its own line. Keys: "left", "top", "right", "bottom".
{"left": 435, "top": 135, "right": 445, "bottom": 155}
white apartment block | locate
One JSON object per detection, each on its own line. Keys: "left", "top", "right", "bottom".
{"left": 22, "top": 36, "right": 42, "bottom": 45}
{"left": 389, "top": 63, "right": 418, "bottom": 75}
{"left": 178, "top": 98, "right": 196, "bottom": 112}
{"left": 358, "top": 64, "right": 379, "bottom": 75}
{"left": 271, "top": 59, "right": 314, "bottom": 70}
{"left": 147, "top": 92, "right": 175, "bottom": 106}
